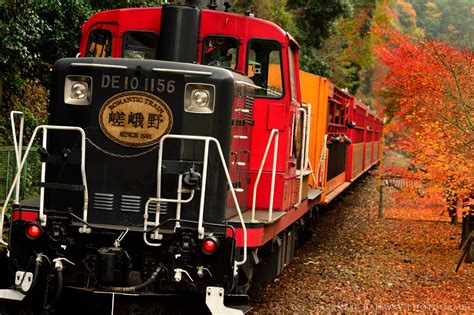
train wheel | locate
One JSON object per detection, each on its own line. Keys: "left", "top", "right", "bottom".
{"left": 296, "top": 216, "right": 314, "bottom": 248}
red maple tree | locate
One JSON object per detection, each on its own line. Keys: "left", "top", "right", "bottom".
{"left": 374, "top": 28, "right": 473, "bottom": 220}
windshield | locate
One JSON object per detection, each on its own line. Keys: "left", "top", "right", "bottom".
{"left": 203, "top": 36, "right": 238, "bottom": 70}
{"left": 86, "top": 29, "right": 112, "bottom": 58}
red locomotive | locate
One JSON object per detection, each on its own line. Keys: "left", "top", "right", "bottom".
{"left": 0, "top": 1, "right": 382, "bottom": 313}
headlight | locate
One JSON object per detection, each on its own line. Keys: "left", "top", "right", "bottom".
{"left": 64, "top": 75, "right": 92, "bottom": 105}
{"left": 184, "top": 83, "right": 215, "bottom": 114}
{"left": 191, "top": 90, "right": 210, "bottom": 107}
{"left": 71, "top": 82, "right": 88, "bottom": 99}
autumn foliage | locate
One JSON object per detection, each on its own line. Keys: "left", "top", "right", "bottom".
{"left": 374, "top": 28, "right": 473, "bottom": 205}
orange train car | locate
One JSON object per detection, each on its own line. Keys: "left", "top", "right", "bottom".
{"left": 300, "top": 71, "right": 382, "bottom": 206}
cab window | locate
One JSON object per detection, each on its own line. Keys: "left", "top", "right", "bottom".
{"left": 123, "top": 31, "right": 158, "bottom": 59}
{"left": 288, "top": 46, "right": 297, "bottom": 101}
{"left": 247, "top": 40, "right": 283, "bottom": 98}
{"left": 203, "top": 36, "right": 238, "bottom": 70}
{"left": 86, "top": 29, "right": 112, "bottom": 58}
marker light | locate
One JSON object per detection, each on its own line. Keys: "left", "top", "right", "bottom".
{"left": 201, "top": 238, "right": 217, "bottom": 255}
{"left": 26, "top": 224, "right": 42, "bottom": 239}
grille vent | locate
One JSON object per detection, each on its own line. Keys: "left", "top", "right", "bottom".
{"left": 120, "top": 195, "right": 141, "bottom": 213}
{"left": 245, "top": 96, "right": 254, "bottom": 123}
{"left": 93, "top": 193, "right": 114, "bottom": 211}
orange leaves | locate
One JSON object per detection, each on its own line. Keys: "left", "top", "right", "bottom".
{"left": 374, "top": 28, "right": 474, "bottom": 200}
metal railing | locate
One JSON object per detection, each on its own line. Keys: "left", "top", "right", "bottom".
{"left": 315, "top": 135, "right": 328, "bottom": 190}
{"left": 304, "top": 104, "right": 311, "bottom": 170}
{"left": 10, "top": 111, "right": 24, "bottom": 204}
{"left": 143, "top": 134, "right": 248, "bottom": 267}
{"left": 295, "top": 107, "right": 308, "bottom": 207}
{"left": 251, "top": 129, "right": 279, "bottom": 223}
{"left": 143, "top": 173, "right": 195, "bottom": 246}
{"left": 0, "top": 146, "right": 41, "bottom": 203}
{"left": 0, "top": 112, "right": 39, "bottom": 204}
{"left": 1, "top": 123, "right": 89, "bottom": 246}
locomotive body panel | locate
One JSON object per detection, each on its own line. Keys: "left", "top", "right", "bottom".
{"left": 299, "top": 72, "right": 329, "bottom": 191}
{"left": 46, "top": 58, "right": 247, "bottom": 227}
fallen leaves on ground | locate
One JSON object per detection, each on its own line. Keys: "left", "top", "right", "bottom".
{"left": 249, "top": 173, "right": 473, "bottom": 313}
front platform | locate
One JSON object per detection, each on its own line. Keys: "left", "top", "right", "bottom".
{"left": 226, "top": 210, "right": 286, "bottom": 227}
{"left": 227, "top": 201, "right": 311, "bottom": 247}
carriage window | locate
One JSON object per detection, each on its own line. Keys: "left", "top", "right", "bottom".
{"left": 328, "top": 102, "right": 335, "bottom": 124}
{"left": 203, "top": 36, "right": 238, "bottom": 70}
{"left": 247, "top": 40, "right": 283, "bottom": 98}
{"left": 86, "top": 29, "right": 112, "bottom": 58}
{"left": 123, "top": 31, "right": 158, "bottom": 59}
{"left": 335, "top": 107, "right": 341, "bottom": 124}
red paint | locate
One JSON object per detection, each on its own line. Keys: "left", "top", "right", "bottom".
{"left": 80, "top": 8, "right": 162, "bottom": 57}
{"left": 12, "top": 210, "right": 39, "bottom": 222}
{"left": 233, "top": 201, "right": 310, "bottom": 247}
{"left": 230, "top": 226, "right": 265, "bottom": 248}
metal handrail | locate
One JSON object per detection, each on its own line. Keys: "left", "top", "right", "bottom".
{"left": 304, "top": 104, "right": 311, "bottom": 170}
{"left": 1, "top": 125, "right": 89, "bottom": 246}
{"left": 295, "top": 107, "right": 308, "bottom": 207}
{"left": 151, "top": 134, "right": 247, "bottom": 267}
{"left": 143, "top": 174, "right": 195, "bottom": 247}
{"left": 308, "top": 159, "right": 318, "bottom": 187}
{"left": 10, "top": 111, "right": 24, "bottom": 205}
{"left": 315, "top": 135, "right": 328, "bottom": 190}
{"left": 251, "top": 129, "right": 279, "bottom": 223}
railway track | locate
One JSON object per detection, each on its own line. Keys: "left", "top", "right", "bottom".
{"left": 384, "top": 178, "right": 425, "bottom": 196}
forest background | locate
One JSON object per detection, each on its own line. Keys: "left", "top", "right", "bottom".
{"left": 0, "top": 0, "right": 473, "bottom": 206}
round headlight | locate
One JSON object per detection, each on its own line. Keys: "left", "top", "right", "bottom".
{"left": 191, "top": 90, "right": 210, "bottom": 108}
{"left": 71, "top": 82, "right": 88, "bottom": 99}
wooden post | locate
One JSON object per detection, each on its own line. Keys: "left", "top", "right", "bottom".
{"left": 378, "top": 123, "right": 384, "bottom": 219}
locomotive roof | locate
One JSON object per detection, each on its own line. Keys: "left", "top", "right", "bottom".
{"left": 81, "top": 6, "right": 298, "bottom": 48}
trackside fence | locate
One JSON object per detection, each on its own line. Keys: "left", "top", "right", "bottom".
{"left": 0, "top": 146, "right": 41, "bottom": 203}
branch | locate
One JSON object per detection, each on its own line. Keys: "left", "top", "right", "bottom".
{"left": 431, "top": 45, "right": 474, "bottom": 130}
{"left": 414, "top": 97, "right": 472, "bottom": 136}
